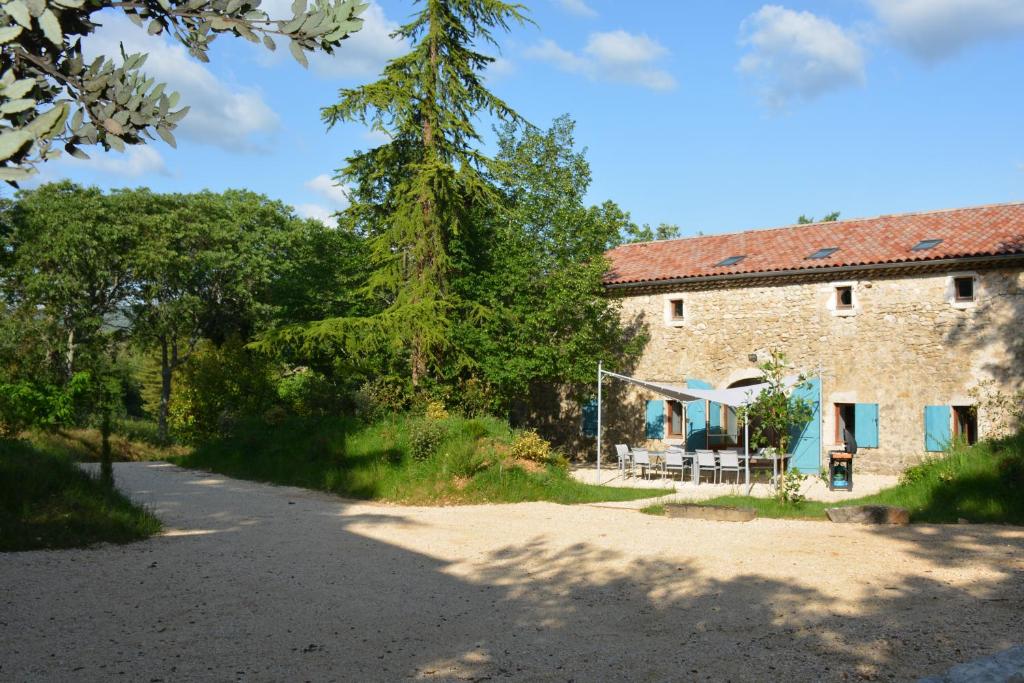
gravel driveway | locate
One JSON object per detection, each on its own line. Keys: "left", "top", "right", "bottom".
{"left": 2, "top": 462, "right": 1022, "bottom": 682}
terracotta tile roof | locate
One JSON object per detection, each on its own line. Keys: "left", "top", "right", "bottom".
{"left": 605, "top": 202, "right": 1024, "bottom": 287}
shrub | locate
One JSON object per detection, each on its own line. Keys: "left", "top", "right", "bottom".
{"left": 355, "top": 376, "right": 410, "bottom": 421}
{"left": 277, "top": 370, "right": 345, "bottom": 417}
{"left": 425, "top": 400, "right": 449, "bottom": 420}
{"left": 456, "top": 377, "right": 497, "bottom": 417}
{"left": 409, "top": 419, "right": 447, "bottom": 461}
{"left": 510, "top": 430, "right": 552, "bottom": 463}
{"left": 777, "top": 468, "right": 807, "bottom": 505}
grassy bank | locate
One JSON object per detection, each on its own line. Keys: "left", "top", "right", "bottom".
{"left": 1, "top": 438, "right": 161, "bottom": 551}
{"left": 27, "top": 420, "right": 188, "bottom": 464}
{"left": 644, "top": 433, "right": 1024, "bottom": 524}
{"left": 174, "top": 414, "right": 662, "bottom": 506}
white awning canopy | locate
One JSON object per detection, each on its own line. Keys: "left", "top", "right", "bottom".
{"left": 601, "top": 369, "right": 801, "bottom": 407}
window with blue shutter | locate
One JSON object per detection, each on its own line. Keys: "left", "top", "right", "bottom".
{"left": 645, "top": 400, "right": 664, "bottom": 439}
{"left": 581, "top": 400, "right": 598, "bottom": 437}
{"left": 854, "top": 403, "right": 879, "bottom": 448}
{"left": 924, "top": 405, "right": 952, "bottom": 452}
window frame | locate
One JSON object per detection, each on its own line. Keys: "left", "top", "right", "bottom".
{"left": 953, "top": 276, "right": 975, "bottom": 303}
{"left": 666, "top": 400, "right": 685, "bottom": 437}
{"left": 835, "top": 285, "right": 854, "bottom": 310}
{"left": 834, "top": 403, "right": 855, "bottom": 443}
{"left": 952, "top": 405, "right": 978, "bottom": 445}
{"left": 670, "top": 298, "right": 684, "bottom": 321}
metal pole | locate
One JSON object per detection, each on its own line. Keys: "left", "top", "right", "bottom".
{"left": 596, "top": 360, "right": 603, "bottom": 485}
{"left": 745, "top": 417, "right": 751, "bottom": 495}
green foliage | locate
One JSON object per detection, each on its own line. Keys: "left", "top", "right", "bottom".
{"left": 968, "top": 379, "right": 1024, "bottom": 436}
{"left": 687, "top": 432, "right": 1024, "bottom": 524}
{"left": 0, "top": 371, "right": 94, "bottom": 436}
{"left": 0, "top": 437, "right": 160, "bottom": 551}
{"left": 355, "top": 376, "right": 411, "bottom": 420}
{"left": 289, "top": 0, "right": 529, "bottom": 386}
{"left": 797, "top": 211, "right": 841, "bottom": 224}
{"left": 167, "top": 339, "right": 277, "bottom": 443}
{"left": 0, "top": 0, "right": 366, "bottom": 179}
{"left": 777, "top": 468, "right": 807, "bottom": 505}
{"left": 276, "top": 370, "right": 346, "bottom": 417}
{"left": 448, "top": 116, "right": 648, "bottom": 410}
{"left": 509, "top": 429, "right": 552, "bottom": 464}
{"left": 174, "top": 413, "right": 660, "bottom": 505}
{"left": 408, "top": 418, "right": 447, "bottom": 461}
{"left": 738, "top": 350, "right": 812, "bottom": 453}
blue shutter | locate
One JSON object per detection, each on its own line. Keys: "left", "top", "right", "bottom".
{"left": 581, "top": 400, "right": 598, "bottom": 437}
{"left": 645, "top": 400, "right": 664, "bottom": 439}
{"left": 924, "top": 405, "right": 951, "bottom": 452}
{"left": 854, "top": 403, "right": 879, "bottom": 448}
{"left": 788, "top": 377, "right": 821, "bottom": 474}
{"left": 685, "top": 379, "right": 711, "bottom": 450}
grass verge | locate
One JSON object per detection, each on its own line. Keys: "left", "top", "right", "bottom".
{"left": 173, "top": 414, "right": 662, "bottom": 506}
{"left": 27, "top": 421, "right": 188, "bottom": 463}
{"left": 1, "top": 438, "right": 161, "bottom": 551}
{"left": 642, "top": 433, "right": 1024, "bottom": 524}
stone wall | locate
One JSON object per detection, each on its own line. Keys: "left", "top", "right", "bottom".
{"left": 586, "top": 265, "right": 1024, "bottom": 474}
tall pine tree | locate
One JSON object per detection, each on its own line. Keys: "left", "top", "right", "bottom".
{"left": 311, "top": 0, "right": 528, "bottom": 388}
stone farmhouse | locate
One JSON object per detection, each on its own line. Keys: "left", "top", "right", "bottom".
{"left": 597, "top": 203, "right": 1024, "bottom": 474}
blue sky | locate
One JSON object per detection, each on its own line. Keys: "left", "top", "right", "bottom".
{"left": 24, "top": 0, "right": 1024, "bottom": 237}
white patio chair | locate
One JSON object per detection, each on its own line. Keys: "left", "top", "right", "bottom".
{"left": 614, "top": 444, "right": 631, "bottom": 474}
{"left": 631, "top": 449, "right": 652, "bottom": 479}
{"left": 718, "top": 451, "right": 743, "bottom": 484}
{"left": 663, "top": 448, "right": 689, "bottom": 481}
{"left": 696, "top": 450, "right": 718, "bottom": 484}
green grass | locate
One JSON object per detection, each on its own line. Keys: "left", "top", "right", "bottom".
{"left": 1, "top": 438, "right": 161, "bottom": 551}
{"left": 173, "top": 414, "right": 662, "bottom": 506}
{"left": 642, "top": 433, "right": 1024, "bottom": 524}
{"left": 26, "top": 424, "right": 188, "bottom": 463}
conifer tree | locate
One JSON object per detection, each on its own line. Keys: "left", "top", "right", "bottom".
{"left": 311, "top": 0, "right": 528, "bottom": 387}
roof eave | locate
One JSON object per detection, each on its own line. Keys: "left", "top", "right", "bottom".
{"left": 604, "top": 253, "right": 1024, "bottom": 291}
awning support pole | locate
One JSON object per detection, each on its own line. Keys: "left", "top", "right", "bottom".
{"left": 596, "top": 360, "right": 602, "bottom": 485}
{"left": 745, "top": 418, "right": 752, "bottom": 495}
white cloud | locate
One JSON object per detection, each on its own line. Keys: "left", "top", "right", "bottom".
{"left": 305, "top": 174, "right": 350, "bottom": 207}
{"left": 525, "top": 30, "right": 676, "bottom": 91}
{"left": 738, "top": 5, "right": 866, "bottom": 107}
{"left": 553, "top": 0, "right": 597, "bottom": 18}
{"left": 295, "top": 203, "right": 339, "bottom": 228}
{"left": 83, "top": 13, "right": 278, "bottom": 151}
{"left": 66, "top": 146, "right": 169, "bottom": 178}
{"left": 866, "top": 0, "right": 1024, "bottom": 61}
{"left": 485, "top": 56, "right": 517, "bottom": 80}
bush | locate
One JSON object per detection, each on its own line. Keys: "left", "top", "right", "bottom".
{"left": 355, "top": 376, "right": 410, "bottom": 421}
{"left": 277, "top": 370, "right": 346, "bottom": 417}
{"left": 169, "top": 339, "right": 277, "bottom": 443}
{"left": 509, "top": 430, "right": 552, "bottom": 463}
{"left": 409, "top": 419, "right": 447, "bottom": 461}
{"left": 425, "top": 400, "right": 449, "bottom": 420}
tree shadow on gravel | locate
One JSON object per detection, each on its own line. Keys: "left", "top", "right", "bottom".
{"left": 2, "top": 463, "right": 1022, "bottom": 682}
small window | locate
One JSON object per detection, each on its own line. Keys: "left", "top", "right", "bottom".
{"left": 836, "top": 286, "right": 853, "bottom": 309}
{"left": 669, "top": 299, "right": 684, "bottom": 320}
{"left": 954, "top": 276, "right": 975, "bottom": 302}
{"left": 808, "top": 247, "right": 839, "bottom": 260}
{"left": 667, "top": 401, "right": 684, "bottom": 437}
{"left": 835, "top": 403, "right": 856, "bottom": 443}
{"left": 912, "top": 238, "right": 943, "bottom": 251}
{"left": 952, "top": 405, "right": 977, "bottom": 445}
{"left": 715, "top": 255, "right": 745, "bottom": 267}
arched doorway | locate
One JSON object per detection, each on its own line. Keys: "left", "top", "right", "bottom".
{"left": 723, "top": 376, "right": 764, "bottom": 450}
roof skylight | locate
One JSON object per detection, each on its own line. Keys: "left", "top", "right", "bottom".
{"left": 911, "top": 238, "right": 943, "bottom": 251}
{"left": 807, "top": 247, "right": 839, "bottom": 260}
{"left": 715, "top": 255, "right": 746, "bottom": 267}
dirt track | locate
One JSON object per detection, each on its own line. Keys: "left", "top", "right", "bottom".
{"left": 2, "top": 462, "right": 1022, "bottom": 681}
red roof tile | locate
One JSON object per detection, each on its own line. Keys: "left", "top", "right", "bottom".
{"left": 605, "top": 202, "right": 1024, "bottom": 286}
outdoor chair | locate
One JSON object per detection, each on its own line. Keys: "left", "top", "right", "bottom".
{"left": 614, "top": 444, "right": 631, "bottom": 474}
{"left": 696, "top": 450, "right": 718, "bottom": 484}
{"left": 631, "top": 449, "right": 652, "bottom": 479}
{"left": 663, "top": 448, "right": 689, "bottom": 481}
{"left": 718, "top": 451, "right": 743, "bottom": 484}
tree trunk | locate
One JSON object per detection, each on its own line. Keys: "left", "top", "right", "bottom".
{"left": 65, "top": 328, "right": 75, "bottom": 379}
{"left": 158, "top": 339, "right": 172, "bottom": 445}
{"left": 100, "top": 409, "right": 113, "bottom": 487}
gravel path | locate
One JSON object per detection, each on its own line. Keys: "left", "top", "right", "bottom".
{"left": 2, "top": 462, "right": 1022, "bottom": 682}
